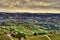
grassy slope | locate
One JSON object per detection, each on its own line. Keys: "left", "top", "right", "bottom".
{"left": 48, "top": 34, "right": 60, "bottom": 40}
{"left": 0, "top": 35, "right": 11, "bottom": 40}
{"left": 25, "top": 36, "right": 49, "bottom": 40}
{"left": 0, "top": 34, "right": 60, "bottom": 40}
{"left": 25, "top": 34, "right": 60, "bottom": 40}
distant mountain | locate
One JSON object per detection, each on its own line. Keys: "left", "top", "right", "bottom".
{"left": 0, "top": 12, "right": 60, "bottom": 17}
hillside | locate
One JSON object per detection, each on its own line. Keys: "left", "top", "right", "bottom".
{"left": 25, "top": 34, "right": 60, "bottom": 40}
{"left": 0, "top": 12, "right": 60, "bottom": 33}
{"left": 48, "top": 34, "right": 60, "bottom": 40}
{"left": 0, "top": 12, "right": 60, "bottom": 40}
{"left": 0, "top": 34, "right": 60, "bottom": 40}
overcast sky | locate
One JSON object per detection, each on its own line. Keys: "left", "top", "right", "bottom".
{"left": 0, "top": 0, "right": 60, "bottom": 13}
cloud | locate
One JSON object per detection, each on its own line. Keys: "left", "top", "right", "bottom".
{"left": 0, "top": 0, "right": 60, "bottom": 12}
{"left": 0, "top": 0, "right": 55, "bottom": 8}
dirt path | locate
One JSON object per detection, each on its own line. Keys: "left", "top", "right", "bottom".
{"left": 45, "top": 35, "right": 51, "bottom": 40}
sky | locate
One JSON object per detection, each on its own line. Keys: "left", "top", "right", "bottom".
{"left": 0, "top": 0, "right": 60, "bottom": 13}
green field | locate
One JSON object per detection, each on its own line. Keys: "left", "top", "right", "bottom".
{"left": 25, "top": 36, "right": 49, "bottom": 40}
{"left": 25, "top": 34, "right": 60, "bottom": 40}
{"left": 48, "top": 34, "right": 60, "bottom": 40}
{"left": 0, "top": 21, "right": 60, "bottom": 40}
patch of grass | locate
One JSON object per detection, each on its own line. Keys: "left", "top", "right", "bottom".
{"left": 0, "top": 34, "right": 60, "bottom": 40}
{"left": 0, "top": 35, "right": 11, "bottom": 40}
{"left": 25, "top": 36, "right": 48, "bottom": 40}
{"left": 48, "top": 34, "right": 60, "bottom": 40}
